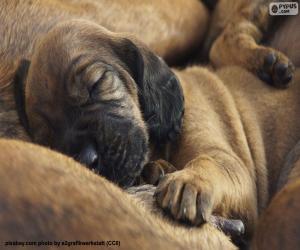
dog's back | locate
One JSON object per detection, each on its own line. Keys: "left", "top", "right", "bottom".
{"left": 0, "top": 139, "right": 236, "bottom": 250}
{"left": 0, "top": 0, "right": 208, "bottom": 64}
{"left": 217, "top": 66, "right": 300, "bottom": 195}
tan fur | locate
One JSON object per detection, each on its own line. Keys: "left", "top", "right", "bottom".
{"left": 252, "top": 179, "right": 300, "bottom": 250}
{"left": 0, "top": 0, "right": 209, "bottom": 145}
{"left": 0, "top": 62, "right": 30, "bottom": 140}
{"left": 0, "top": 139, "right": 236, "bottom": 250}
{"left": 203, "top": 0, "right": 294, "bottom": 87}
{"left": 0, "top": 0, "right": 208, "bottom": 65}
{"left": 271, "top": 14, "right": 300, "bottom": 67}
{"left": 153, "top": 66, "right": 300, "bottom": 238}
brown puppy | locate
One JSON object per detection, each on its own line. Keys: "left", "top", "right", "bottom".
{"left": 15, "top": 18, "right": 300, "bottom": 241}
{"left": 0, "top": 139, "right": 237, "bottom": 250}
{"left": 0, "top": 0, "right": 208, "bottom": 185}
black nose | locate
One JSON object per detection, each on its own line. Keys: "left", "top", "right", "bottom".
{"left": 77, "top": 143, "right": 98, "bottom": 168}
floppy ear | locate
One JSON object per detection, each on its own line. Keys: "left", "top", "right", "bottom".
{"left": 113, "top": 38, "right": 184, "bottom": 145}
{"left": 14, "top": 59, "right": 31, "bottom": 135}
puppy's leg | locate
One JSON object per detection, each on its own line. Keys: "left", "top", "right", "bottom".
{"left": 155, "top": 151, "right": 257, "bottom": 235}
{"left": 206, "top": 0, "right": 295, "bottom": 87}
{"left": 128, "top": 184, "right": 245, "bottom": 240}
{"left": 210, "top": 18, "right": 294, "bottom": 88}
{"left": 138, "top": 160, "right": 245, "bottom": 240}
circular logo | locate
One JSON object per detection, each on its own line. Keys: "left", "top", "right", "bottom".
{"left": 271, "top": 4, "right": 278, "bottom": 13}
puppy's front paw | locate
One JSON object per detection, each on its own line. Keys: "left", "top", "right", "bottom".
{"left": 256, "top": 49, "right": 295, "bottom": 88}
{"left": 155, "top": 169, "right": 215, "bottom": 225}
{"left": 141, "top": 159, "right": 177, "bottom": 185}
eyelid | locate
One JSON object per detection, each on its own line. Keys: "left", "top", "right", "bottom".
{"left": 87, "top": 70, "right": 109, "bottom": 94}
{"left": 81, "top": 62, "right": 114, "bottom": 85}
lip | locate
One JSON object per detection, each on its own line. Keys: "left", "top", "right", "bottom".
{"left": 95, "top": 143, "right": 146, "bottom": 187}
{"left": 86, "top": 156, "right": 141, "bottom": 188}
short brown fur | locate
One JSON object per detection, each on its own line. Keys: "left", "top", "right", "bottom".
{"left": 0, "top": 139, "right": 236, "bottom": 250}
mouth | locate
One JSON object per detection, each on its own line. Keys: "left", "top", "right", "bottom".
{"left": 98, "top": 145, "right": 146, "bottom": 188}
{"left": 87, "top": 157, "right": 144, "bottom": 188}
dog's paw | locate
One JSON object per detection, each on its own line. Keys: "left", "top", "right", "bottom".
{"left": 155, "top": 169, "right": 215, "bottom": 225}
{"left": 141, "top": 159, "right": 177, "bottom": 185}
{"left": 256, "top": 49, "right": 295, "bottom": 88}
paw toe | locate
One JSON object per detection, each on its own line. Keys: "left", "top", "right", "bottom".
{"left": 263, "top": 52, "right": 276, "bottom": 68}
{"left": 273, "top": 62, "right": 294, "bottom": 87}
{"left": 257, "top": 50, "right": 294, "bottom": 88}
{"left": 177, "top": 184, "right": 197, "bottom": 223}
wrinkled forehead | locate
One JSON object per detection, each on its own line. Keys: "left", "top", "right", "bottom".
{"left": 36, "top": 32, "right": 115, "bottom": 69}
{"left": 27, "top": 21, "right": 125, "bottom": 98}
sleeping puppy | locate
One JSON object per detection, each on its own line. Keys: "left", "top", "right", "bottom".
{"left": 0, "top": 0, "right": 209, "bottom": 186}
{"left": 14, "top": 19, "right": 300, "bottom": 241}
{"left": 15, "top": 20, "right": 184, "bottom": 187}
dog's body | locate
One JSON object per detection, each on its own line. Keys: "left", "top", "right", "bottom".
{"left": 159, "top": 65, "right": 300, "bottom": 235}
{"left": 0, "top": 139, "right": 237, "bottom": 250}
{"left": 252, "top": 174, "right": 300, "bottom": 250}
{"left": 270, "top": 14, "right": 300, "bottom": 67}
{"left": 0, "top": 0, "right": 208, "bottom": 65}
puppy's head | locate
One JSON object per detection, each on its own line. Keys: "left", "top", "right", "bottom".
{"left": 15, "top": 20, "right": 184, "bottom": 187}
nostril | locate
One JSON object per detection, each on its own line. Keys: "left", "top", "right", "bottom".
{"left": 78, "top": 143, "right": 98, "bottom": 168}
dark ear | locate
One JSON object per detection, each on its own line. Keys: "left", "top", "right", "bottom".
{"left": 114, "top": 39, "right": 184, "bottom": 145}
{"left": 14, "top": 59, "right": 31, "bottom": 134}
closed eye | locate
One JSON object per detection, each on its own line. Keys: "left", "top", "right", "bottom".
{"left": 87, "top": 70, "right": 109, "bottom": 98}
